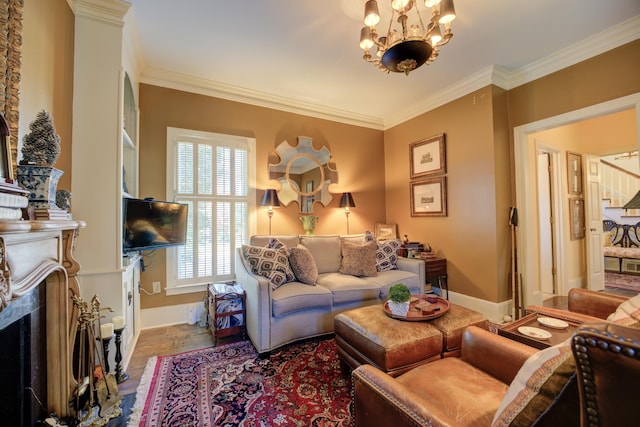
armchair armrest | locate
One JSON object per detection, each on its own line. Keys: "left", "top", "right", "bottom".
{"left": 352, "top": 364, "right": 458, "bottom": 427}
{"left": 461, "top": 326, "right": 537, "bottom": 385}
{"left": 396, "top": 257, "right": 425, "bottom": 287}
{"left": 567, "top": 288, "right": 626, "bottom": 319}
{"left": 235, "top": 249, "right": 272, "bottom": 354}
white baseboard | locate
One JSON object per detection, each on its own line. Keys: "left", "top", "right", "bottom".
{"left": 140, "top": 302, "right": 207, "bottom": 329}
{"left": 448, "top": 291, "right": 512, "bottom": 325}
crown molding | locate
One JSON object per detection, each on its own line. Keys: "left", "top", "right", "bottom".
{"left": 505, "top": 15, "right": 640, "bottom": 90}
{"left": 67, "top": 0, "right": 130, "bottom": 26}
{"left": 138, "top": 16, "right": 639, "bottom": 131}
{"left": 140, "top": 68, "right": 385, "bottom": 130}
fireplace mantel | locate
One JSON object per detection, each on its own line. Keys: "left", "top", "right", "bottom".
{"left": 0, "top": 220, "right": 86, "bottom": 420}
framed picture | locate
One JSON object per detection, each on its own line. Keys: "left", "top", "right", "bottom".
{"left": 410, "top": 134, "right": 446, "bottom": 179}
{"left": 567, "top": 151, "right": 583, "bottom": 195}
{"left": 569, "top": 197, "right": 585, "bottom": 240}
{"left": 410, "top": 177, "right": 447, "bottom": 217}
{"left": 374, "top": 223, "right": 398, "bottom": 240}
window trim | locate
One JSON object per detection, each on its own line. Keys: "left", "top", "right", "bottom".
{"left": 165, "top": 127, "right": 256, "bottom": 295}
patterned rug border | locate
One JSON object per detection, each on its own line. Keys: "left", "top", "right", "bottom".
{"left": 126, "top": 338, "right": 351, "bottom": 426}
{"left": 127, "top": 340, "right": 251, "bottom": 427}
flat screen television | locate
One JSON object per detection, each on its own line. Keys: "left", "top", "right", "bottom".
{"left": 123, "top": 198, "right": 188, "bottom": 252}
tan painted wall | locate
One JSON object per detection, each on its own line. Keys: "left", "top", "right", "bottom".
{"left": 384, "top": 86, "right": 511, "bottom": 302}
{"left": 138, "top": 84, "right": 386, "bottom": 308}
{"left": 21, "top": 0, "right": 74, "bottom": 190}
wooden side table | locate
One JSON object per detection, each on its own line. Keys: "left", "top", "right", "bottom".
{"left": 207, "top": 283, "right": 246, "bottom": 345}
{"left": 424, "top": 257, "right": 448, "bottom": 299}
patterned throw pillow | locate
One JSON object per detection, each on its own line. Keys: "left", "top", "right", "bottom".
{"left": 365, "top": 230, "right": 401, "bottom": 272}
{"left": 339, "top": 240, "right": 377, "bottom": 277}
{"left": 492, "top": 339, "right": 576, "bottom": 426}
{"left": 606, "top": 293, "right": 640, "bottom": 326}
{"left": 288, "top": 245, "right": 318, "bottom": 286}
{"left": 241, "top": 245, "right": 295, "bottom": 290}
{"left": 267, "top": 237, "right": 289, "bottom": 254}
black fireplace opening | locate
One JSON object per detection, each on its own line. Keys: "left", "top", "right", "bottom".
{"left": 0, "top": 283, "right": 47, "bottom": 426}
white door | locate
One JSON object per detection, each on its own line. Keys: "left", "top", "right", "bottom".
{"left": 585, "top": 155, "right": 605, "bottom": 291}
{"left": 537, "top": 151, "right": 555, "bottom": 295}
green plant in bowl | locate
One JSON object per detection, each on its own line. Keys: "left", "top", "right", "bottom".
{"left": 388, "top": 283, "right": 411, "bottom": 316}
{"left": 389, "top": 283, "right": 411, "bottom": 303}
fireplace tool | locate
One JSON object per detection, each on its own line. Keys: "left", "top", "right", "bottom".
{"left": 71, "top": 295, "right": 122, "bottom": 425}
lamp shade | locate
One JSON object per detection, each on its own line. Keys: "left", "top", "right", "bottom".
{"left": 623, "top": 190, "right": 640, "bottom": 209}
{"left": 339, "top": 192, "right": 356, "bottom": 208}
{"left": 261, "top": 189, "right": 281, "bottom": 207}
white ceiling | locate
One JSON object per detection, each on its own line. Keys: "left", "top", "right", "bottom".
{"left": 127, "top": 0, "right": 640, "bottom": 129}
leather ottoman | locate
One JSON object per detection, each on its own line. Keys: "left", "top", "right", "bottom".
{"left": 334, "top": 304, "right": 443, "bottom": 377}
{"left": 429, "top": 303, "right": 488, "bottom": 357}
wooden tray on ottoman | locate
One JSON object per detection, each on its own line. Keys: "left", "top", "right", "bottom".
{"left": 498, "top": 312, "right": 582, "bottom": 349}
{"left": 384, "top": 294, "right": 450, "bottom": 321}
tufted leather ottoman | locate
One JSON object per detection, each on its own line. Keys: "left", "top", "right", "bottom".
{"left": 429, "top": 303, "right": 488, "bottom": 357}
{"left": 334, "top": 304, "right": 443, "bottom": 377}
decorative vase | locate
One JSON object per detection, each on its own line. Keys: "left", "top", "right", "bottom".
{"left": 388, "top": 300, "right": 410, "bottom": 317}
{"left": 17, "top": 165, "right": 64, "bottom": 209}
{"left": 300, "top": 215, "right": 318, "bottom": 235}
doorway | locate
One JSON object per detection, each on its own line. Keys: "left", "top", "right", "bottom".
{"left": 514, "top": 93, "right": 640, "bottom": 307}
{"left": 537, "top": 149, "right": 558, "bottom": 299}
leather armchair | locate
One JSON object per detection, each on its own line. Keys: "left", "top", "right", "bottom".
{"left": 526, "top": 288, "right": 627, "bottom": 323}
{"left": 352, "top": 326, "right": 537, "bottom": 427}
{"left": 572, "top": 322, "right": 640, "bottom": 427}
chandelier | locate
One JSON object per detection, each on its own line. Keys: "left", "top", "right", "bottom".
{"left": 359, "top": 0, "right": 456, "bottom": 75}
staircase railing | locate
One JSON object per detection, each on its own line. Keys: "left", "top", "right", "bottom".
{"left": 601, "top": 160, "right": 640, "bottom": 222}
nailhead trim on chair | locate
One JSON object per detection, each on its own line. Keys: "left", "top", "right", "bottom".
{"left": 572, "top": 326, "right": 640, "bottom": 427}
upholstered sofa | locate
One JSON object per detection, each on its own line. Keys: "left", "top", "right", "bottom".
{"left": 603, "top": 219, "right": 640, "bottom": 272}
{"left": 235, "top": 233, "right": 425, "bottom": 355}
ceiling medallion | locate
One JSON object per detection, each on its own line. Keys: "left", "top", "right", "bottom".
{"left": 359, "top": 0, "right": 456, "bottom": 75}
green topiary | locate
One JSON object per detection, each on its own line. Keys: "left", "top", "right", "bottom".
{"left": 388, "top": 283, "right": 411, "bottom": 303}
{"left": 20, "top": 110, "right": 61, "bottom": 166}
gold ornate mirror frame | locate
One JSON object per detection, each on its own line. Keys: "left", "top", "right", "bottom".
{"left": 0, "top": 0, "right": 23, "bottom": 181}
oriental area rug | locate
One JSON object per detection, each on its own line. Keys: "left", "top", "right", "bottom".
{"left": 127, "top": 337, "right": 352, "bottom": 426}
{"left": 605, "top": 272, "right": 640, "bottom": 293}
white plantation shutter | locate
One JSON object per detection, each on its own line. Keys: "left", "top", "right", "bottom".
{"left": 166, "top": 128, "right": 256, "bottom": 295}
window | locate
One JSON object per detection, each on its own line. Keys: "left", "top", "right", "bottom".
{"left": 166, "top": 128, "right": 256, "bottom": 295}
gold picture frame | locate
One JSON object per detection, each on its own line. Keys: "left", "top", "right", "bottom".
{"left": 569, "top": 197, "right": 585, "bottom": 240}
{"left": 567, "top": 151, "right": 583, "bottom": 195}
{"left": 374, "top": 223, "right": 398, "bottom": 240}
{"left": 410, "top": 177, "right": 447, "bottom": 217}
{"left": 409, "top": 134, "right": 446, "bottom": 179}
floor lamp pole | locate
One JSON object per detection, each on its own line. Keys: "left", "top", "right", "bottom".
{"left": 345, "top": 208, "right": 351, "bottom": 235}
{"left": 267, "top": 208, "right": 274, "bottom": 235}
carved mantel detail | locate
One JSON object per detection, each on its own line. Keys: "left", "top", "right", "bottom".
{"left": 0, "top": 220, "right": 86, "bottom": 420}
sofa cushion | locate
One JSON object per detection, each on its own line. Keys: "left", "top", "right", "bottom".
{"left": 339, "top": 240, "right": 377, "bottom": 277}
{"left": 364, "top": 269, "right": 423, "bottom": 298}
{"left": 607, "top": 293, "right": 640, "bottom": 326}
{"left": 250, "top": 235, "right": 300, "bottom": 249}
{"left": 492, "top": 339, "right": 576, "bottom": 426}
{"left": 317, "top": 272, "right": 382, "bottom": 304}
{"left": 288, "top": 245, "right": 318, "bottom": 286}
{"left": 365, "top": 230, "right": 402, "bottom": 272}
{"left": 271, "top": 281, "right": 333, "bottom": 317}
{"left": 300, "top": 235, "right": 342, "bottom": 273}
{"left": 241, "top": 245, "right": 295, "bottom": 290}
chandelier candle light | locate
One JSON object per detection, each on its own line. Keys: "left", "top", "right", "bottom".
{"left": 360, "top": 0, "right": 456, "bottom": 75}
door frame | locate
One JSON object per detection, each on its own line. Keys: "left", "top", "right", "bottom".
{"left": 514, "top": 93, "right": 640, "bottom": 307}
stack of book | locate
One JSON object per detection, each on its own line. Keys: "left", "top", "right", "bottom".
{"left": 33, "top": 207, "right": 71, "bottom": 220}
{"left": 0, "top": 184, "right": 29, "bottom": 220}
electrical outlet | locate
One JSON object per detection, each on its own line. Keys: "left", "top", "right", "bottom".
{"left": 152, "top": 281, "right": 161, "bottom": 293}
